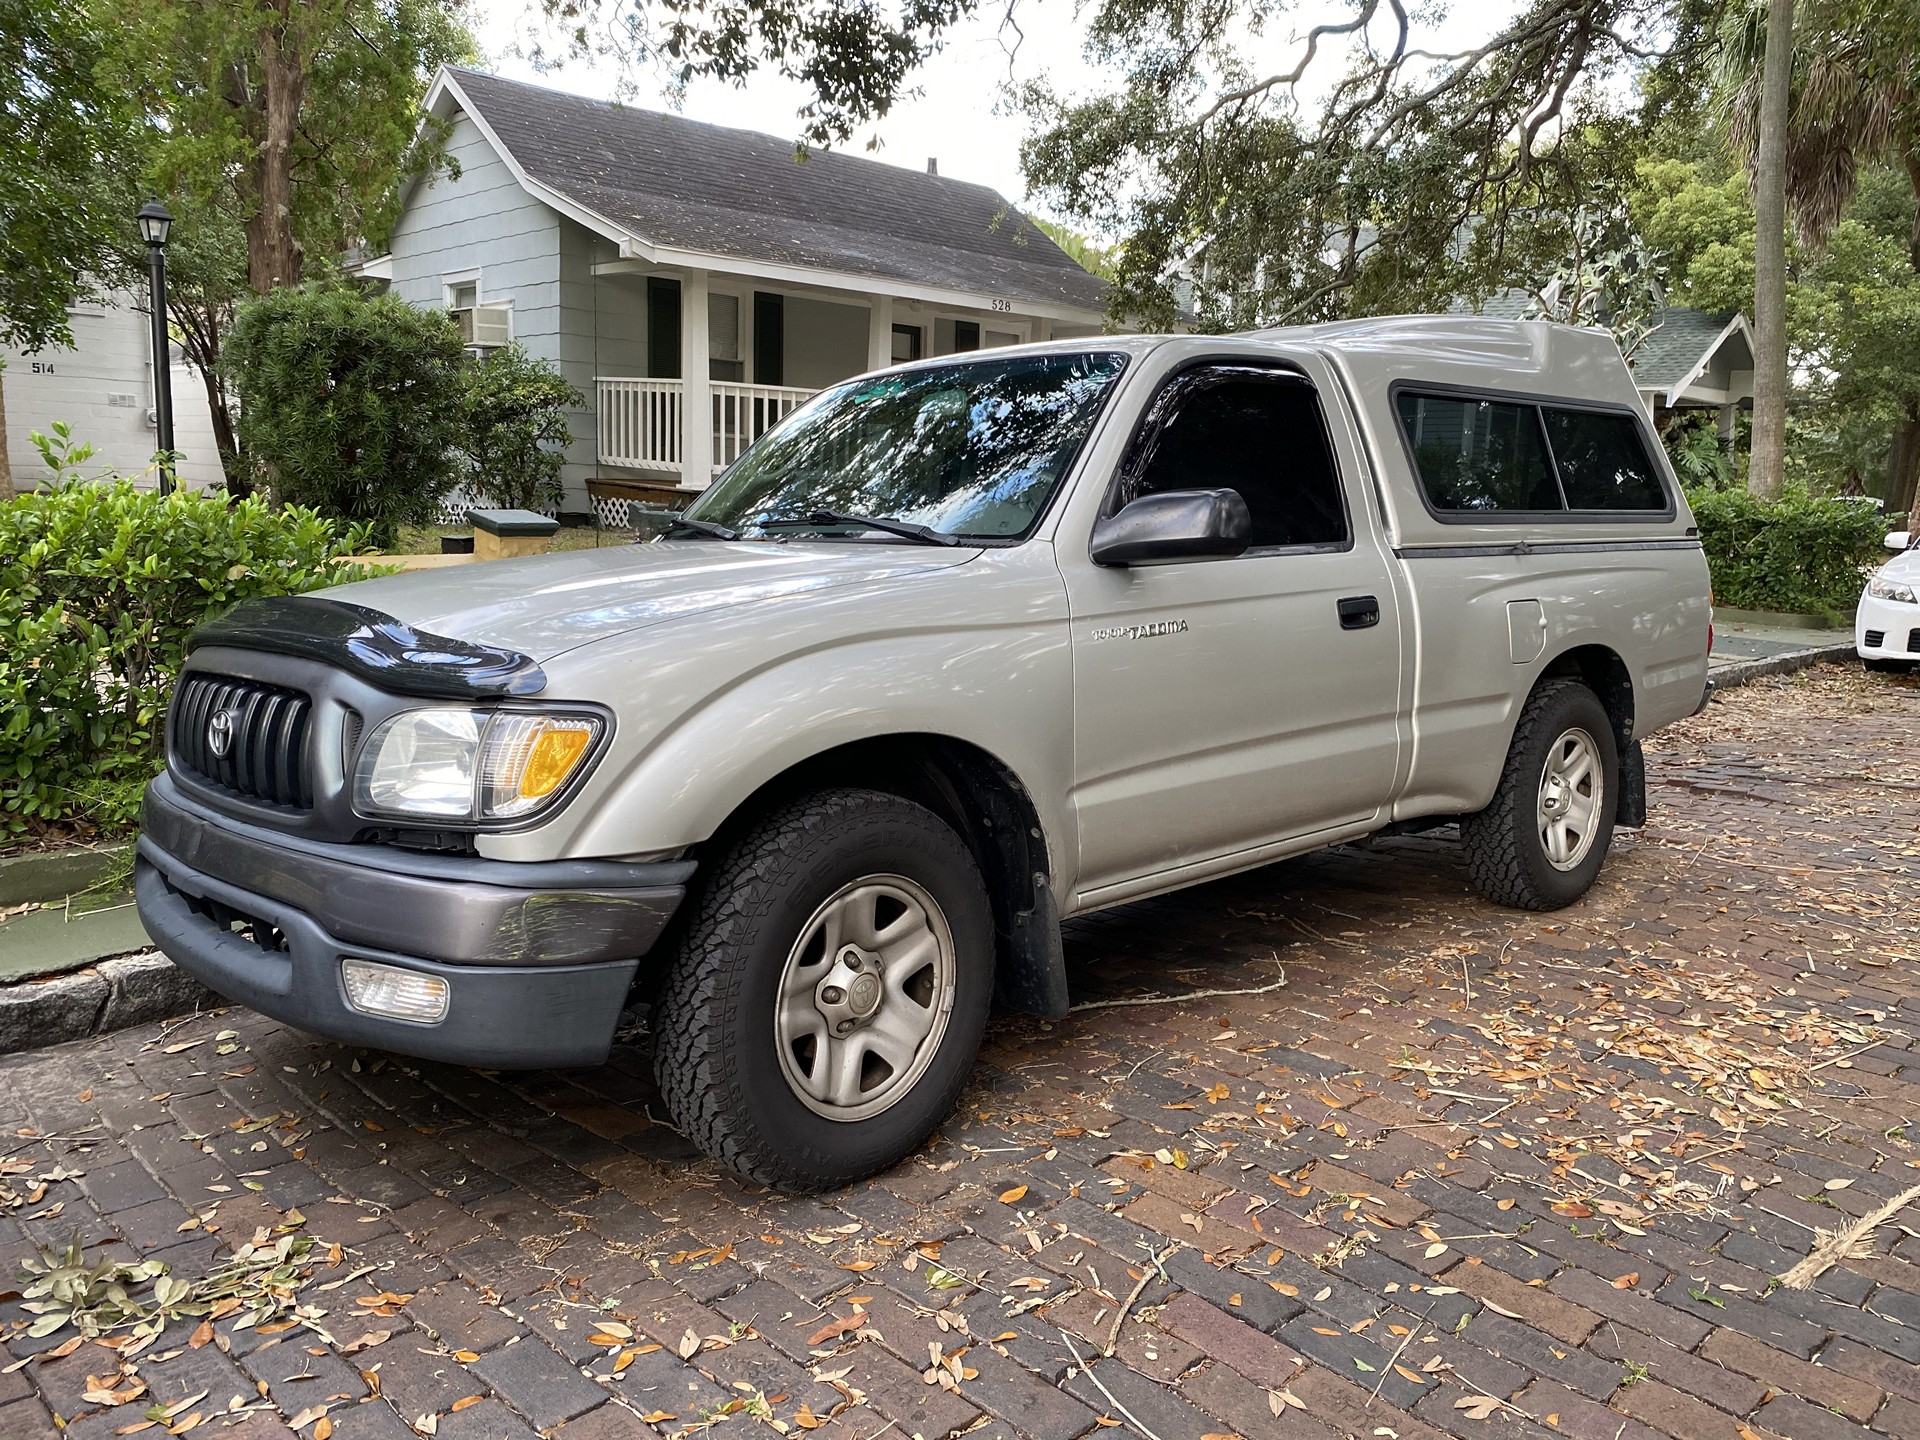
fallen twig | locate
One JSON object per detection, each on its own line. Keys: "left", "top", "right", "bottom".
{"left": 1778, "top": 1180, "right": 1920, "bottom": 1289}
{"left": 1071, "top": 973, "right": 1287, "bottom": 1013}
{"left": 1105, "top": 1242, "right": 1181, "bottom": 1357}
{"left": 1060, "top": 1330, "right": 1164, "bottom": 1440}
{"left": 1367, "top": 1319, "right": 1424, "bottom": 1406}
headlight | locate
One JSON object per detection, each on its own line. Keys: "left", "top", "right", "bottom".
{"left": 353, "top": 708, "right": 604, "bottom": 823}
{"left": 1869, "top": 576, "right": 1918, "bottom": 603}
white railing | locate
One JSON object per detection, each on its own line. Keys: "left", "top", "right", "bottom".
{"left": 596, "top": 378, "right": 815, "bottom": 475}
{"left": 597, "top": 377, "right": 682, "bottom": 471}
{"left": 711, "top": 381, "right": 814, "bottom": 470}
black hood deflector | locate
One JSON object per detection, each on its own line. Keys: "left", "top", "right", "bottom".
{"left": 189, "top": 596, "right": 547, "bottom": 699}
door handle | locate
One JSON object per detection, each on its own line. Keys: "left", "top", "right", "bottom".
{"left": 1337, "top": 595, "right": 1380, "bottom": 630}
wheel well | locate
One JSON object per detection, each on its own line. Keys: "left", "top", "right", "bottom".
{"left": 695, "top": 736, "right": 1069, "bottom": 1020}
{"left": 1540, "top": 644, "right": 1635, "bottom": 750}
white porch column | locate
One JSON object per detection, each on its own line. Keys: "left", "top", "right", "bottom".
{"left": 680, "top": 268, "right": 714, "bottom": 487}
{"left": 867, "top": 295, "right": 894, "bottom": 373}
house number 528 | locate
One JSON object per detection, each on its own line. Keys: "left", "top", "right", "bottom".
{"left": 989, "top": 298, "right": 1012, "bottom": 312}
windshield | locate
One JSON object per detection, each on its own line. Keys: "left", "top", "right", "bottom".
{"left": 683, "top": 351, "right": 1128, "bottom": 541}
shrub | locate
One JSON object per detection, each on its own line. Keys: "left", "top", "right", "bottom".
{"left": 0, "top": 427, "right": 374, "bottom": 842}
{"left": 224, "top": 285, "right": 467, "bottom": 546}
{"left": 461, "top": 343, "right": 581, "bottom": 512}
{"left": 1687, "top": 485, "right": 1886, "bottom": 619}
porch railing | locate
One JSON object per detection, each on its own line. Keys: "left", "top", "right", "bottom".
{"left": 596, "top": 377, "right": 814, "bottom": 476}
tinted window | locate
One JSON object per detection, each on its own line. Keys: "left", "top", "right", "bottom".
{"left": 1542, "top": 408, "right": 1668, "bottom": 510}
{"left": 1396, "top": 393, "right": 1561, "bottom": 512}
{"left": 1128, "top": 374, "right": 1348, "bottom": 549}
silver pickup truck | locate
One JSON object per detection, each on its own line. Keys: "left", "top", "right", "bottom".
{"left": 137, "top": 317, "right": 1712, "bottom": 1190}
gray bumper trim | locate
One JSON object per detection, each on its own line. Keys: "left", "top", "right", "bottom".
{"left": 143, "top": 773, "right": 690, "bottom": 967}
{"left": 136, "top": 848, "right": 636, "bottom": 1069}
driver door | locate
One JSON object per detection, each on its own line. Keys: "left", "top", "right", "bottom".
{"left": 1063, "top": 362, "right": 1404, "bottom": 899}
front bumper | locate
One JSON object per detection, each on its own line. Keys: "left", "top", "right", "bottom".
{"left": 135, "top": 774, "right": 693, "bottom": 1068}
{"left": 1856, "top": 592, "right": 1920, "bottom": 658}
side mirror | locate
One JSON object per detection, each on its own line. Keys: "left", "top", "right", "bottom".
{"left": 1886, "top": 531, "right": 1912, "bottom": 552}
{"left": 1091, "top": 488, "right": 1251, "bottom": 566}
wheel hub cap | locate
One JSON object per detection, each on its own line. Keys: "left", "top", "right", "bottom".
{"left": 815, "top": 947, "right": 885, "bottom": 1032}
{"left": 774, "top": 875, "right": 957, "bottom": 1122}
{"left": 1537, "top": 727, "right": 1603, "bottom": 872}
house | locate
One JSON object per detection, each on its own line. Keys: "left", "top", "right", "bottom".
{"left": 368, "top": 67, "right": 1113, "bottom": 519}
{"left": 2, "top": 295, "right": 221, "bottom": 491}
{"left": 1630, "top": 307, "right": 1754, "bottom": 442}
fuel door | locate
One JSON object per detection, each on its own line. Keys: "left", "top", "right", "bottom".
{"left": 1507, "top": 599, "right": 1547, "bottom": 664}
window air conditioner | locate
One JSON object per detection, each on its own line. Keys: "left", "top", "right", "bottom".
{"left": 454, "top": 303, "right": 512, "bottom": 349}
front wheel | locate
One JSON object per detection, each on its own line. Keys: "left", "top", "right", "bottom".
{"left": 653, "top": 788, "right": 994, "bottom": 1192}
{"left": 1461, "top": 679, "right": 1619, "bottom": 911}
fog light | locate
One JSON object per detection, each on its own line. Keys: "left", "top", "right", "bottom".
{"left": 341, "top": 958, "right": 450, "bottom": 1023}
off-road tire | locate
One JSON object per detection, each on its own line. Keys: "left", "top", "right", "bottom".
{"left": 652, "top": 788, "right": 993, "bottom": 1192}
{"left": 1461, "top": 678, "right": 1619, "bottom": 911}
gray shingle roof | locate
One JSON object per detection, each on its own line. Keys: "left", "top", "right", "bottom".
{"left": 446, "top": 68, "right": 1108, "bottom": 314}
{"left": 1631, "top": 306, "right": 1742, "bottom": 390}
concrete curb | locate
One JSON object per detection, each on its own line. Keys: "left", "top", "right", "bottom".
{"left": 0, "top": 951, "right": 217, "bottom": 1057}
{"left": 1708, "top": 642, "right": 1857, "bottom": 691}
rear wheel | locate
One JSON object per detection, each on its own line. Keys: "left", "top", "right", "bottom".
{"left": 1462, "top": 679, "right": 1618, "bottom": 911}
{"left": 653, "top": 788, "right": 993, "bottom": 1191}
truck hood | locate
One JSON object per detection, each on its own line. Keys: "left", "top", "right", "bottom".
{"left": 322, "top": 541, "right": 979, "bottom": 662}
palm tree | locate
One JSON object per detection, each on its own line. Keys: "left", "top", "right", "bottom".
{"left": 1722, "top": 0, "right": 1919, "bottom": 513}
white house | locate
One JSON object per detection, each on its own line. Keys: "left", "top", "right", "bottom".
{"left": 2, "top": 296, "right": 221, "bottom": 491}
{"left": 370, "top": 67, "right": 1113, "bottom": 518}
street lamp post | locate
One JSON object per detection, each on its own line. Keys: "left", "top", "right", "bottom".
{"left": 136, "top": 200, "right": 175, "bottom": 495}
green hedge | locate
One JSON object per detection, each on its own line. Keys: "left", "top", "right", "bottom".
{"left": 0, "top": 466, "right": 374, "bottom": 842}
{"left": 1687, "top": 487, "right": 1886, "bottom": 619}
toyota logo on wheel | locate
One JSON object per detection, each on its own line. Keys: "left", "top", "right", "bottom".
{"left": 207, "top": 708, "right": 237, "bottom": 759}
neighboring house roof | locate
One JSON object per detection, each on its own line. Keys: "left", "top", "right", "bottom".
{"left": 426, "top": 67, "right": 1108, "bottom": 318}
{"left": 1632, "top": 307, "right": 1753, "bottom": 406}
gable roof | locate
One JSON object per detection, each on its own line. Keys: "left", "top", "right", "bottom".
{"left": 430, "top": 67, "right": 1108, "bottom": 317}
{"left": 1631, "top": 307, "right": 1752, "bottom": 402}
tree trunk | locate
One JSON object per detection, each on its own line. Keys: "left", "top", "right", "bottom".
{"left": 1891, "top": 408, "right": 1920, "bottom": 524}
{"left": 198, "top": 365, "right": 246, "bottom": 498}
{"left": 244, "top": 20, "right": 306, "bottom": 294}
{"left": 0, "top": 366, "right": 12, "bottom": 501}
{"left": 1747, "top": 0, "right": 1794, "bottom": 501}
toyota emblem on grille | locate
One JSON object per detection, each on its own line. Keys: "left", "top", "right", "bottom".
{"left": 207, "top": 708, "right": 237, "bottom": 759}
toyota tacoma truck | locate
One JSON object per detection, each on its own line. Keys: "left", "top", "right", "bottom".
{"left": 137, "top": 318, "right": 1712, "bottom": 1191}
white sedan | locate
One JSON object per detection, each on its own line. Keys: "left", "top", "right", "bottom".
{"left": 1859, "top": 531, "right": 1920, "bottom": 671}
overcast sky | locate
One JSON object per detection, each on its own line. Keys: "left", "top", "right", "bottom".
{"left": 471, "top": 0, "right": 1527, "bottom": 216}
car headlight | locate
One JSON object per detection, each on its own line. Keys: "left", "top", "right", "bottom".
{"left": 353, "top": 708, "right": 605, "bottom": 823}
{"left": 1869, "top": 576, "right": 1918, "bottom": 603}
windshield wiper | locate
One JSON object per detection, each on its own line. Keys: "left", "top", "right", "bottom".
{"left": 760, "top": 509, "right": 962, "bottom": 547}
{"left": 633, "top": 507, "right": 741, "bottom": 542}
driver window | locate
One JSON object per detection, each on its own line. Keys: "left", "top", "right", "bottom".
{"left": 1126, "top": 371, "right": 1349, "bottom": 550}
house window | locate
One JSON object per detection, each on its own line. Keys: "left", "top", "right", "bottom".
{"left": 647, "top": 277, "right": 681, "bottom": 379}
{"left": 447, "top": 281, "right": 478, "bottom": 311}
{"left": 709, "top": 292, "right": 743, "bottom": 382}
{"left": 754, "top": 293, "right": 784, "bottom": 385}
{"left": 953, "top": 320, "right": 980, "bottom": 352}
{"left": 891, "top": 324, "right": 923, "bottom": 362}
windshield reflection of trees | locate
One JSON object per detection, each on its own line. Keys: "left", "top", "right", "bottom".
{"left": 694, "top": 354, "right": 1125, "bottom": 538}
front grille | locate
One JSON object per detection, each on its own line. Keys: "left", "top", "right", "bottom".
{"left": 172, "top": 673, "right": 315, "bottom": 809}
{"left": 1909, "top": 628, "right": 1920, "bottom": 654}
{"left": 1865, "top": 630, "right": 1886, "bottom": 649}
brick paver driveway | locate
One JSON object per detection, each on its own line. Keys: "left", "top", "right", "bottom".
{"left": 3, "top": 666, "right": 1918, "bottom": 1440}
